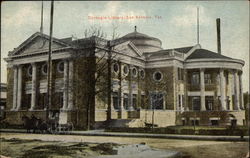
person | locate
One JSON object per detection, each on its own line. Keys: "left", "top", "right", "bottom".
{"left": 31, "top": 114, "right": 36, "bottom": 120}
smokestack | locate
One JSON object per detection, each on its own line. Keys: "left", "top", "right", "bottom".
{"left": 216, "top": 18, "right": 221, "bottom": 54}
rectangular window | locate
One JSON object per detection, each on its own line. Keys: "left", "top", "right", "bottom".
{"left": 123, "top": 93, "right": 128, "bottom": 110}
{"left": 191, "top": 73, "right": 200, "bottom": 85}
{"left": 112, "top": 92, "right": 119, "bottom": 110}
{"left": 191, "top": 120, "right": 199, "bottom": 126}
{"left": 178, "top": 68, "right": 184, "bottom": 80}
{"left": 132, "top": 94, "right": 137, "bottom": 109}
{"left": 141, "top": 94, "right": 145, "bottom": 109}
{"left": 54, "top": 92, "right": 63, "bottom": 109}
{"left": 182, "top": 120, "right": 186, "bottom": 126}
{"left": 151, "top": 93, "right": 164, "bottom": 109}
{"left": 182, "top": 95, "right": 185, "bottom": 107}
{"left": 26, "top": 94, "right": 31, "bottom": 110}
{"left": 205, "top": 73, "right": 212, "bottom": 84}
{"left": 192, "top": 96, "right": 200, "bottom": 111}
{"left": 59, "top": 93, "right": 63, "bottom": 109}
{"left": 226, "top": 96, "right": 230, "bottom": 110}
{"left": 211, "top": 120, "right": 219, "bottom": 126}
{"left": 178, "top": 95, "right": 181, "bottom": 109}
{"left": 40, "top": 93, "right": 47, "bottom": 109}
{"left": 205, "top": 96, "right": 213, "bottom": 111}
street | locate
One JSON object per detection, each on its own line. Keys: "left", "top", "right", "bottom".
{"left": 1, "top": 132, "right": 249, "bottom": 158}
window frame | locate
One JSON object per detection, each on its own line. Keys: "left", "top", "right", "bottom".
{"left": 112, "top": 63, "right": 119, "bottom": 74}
{"left": 123, "top": 65, "right": 129, "bottom": 76}
{"left": 191, "top": 72, "right": 200, "bottom": 85}
{"left": 41, "top": 64, "right": 48, "bottom": 75}
{"left": 27, "top": 65, "right": 32, "bottom": 77}
{"left": 153, "top": 71, "right": 163, "bottom": 82}
{"left": 57, "top": 61, "right": 64, "bottom": 73}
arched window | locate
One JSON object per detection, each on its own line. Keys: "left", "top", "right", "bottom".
{"left": 132, "top": 67, "right": 138, "bottom": 78}
{"left": 57, "top": 61, "right": 64, "bottom": 73}
{"left": 113, "top": 63, "right": 119, "bottom": 74}
{"left": 139, "top": 69, "right": 145, "bottom": 79}
{"left": 123, "top": 65, "right": 129, "bottom": 76}
{"left": 27, "top": 65, "right": 32, "bottom": 77}
{"left": 42, "top": 64, "right": 48, "bottom": 75}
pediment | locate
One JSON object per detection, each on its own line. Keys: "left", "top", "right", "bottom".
{"left": 113, "top": 41, "right": 142, "bottom": 58}
{"left": 10, "top": 32, "right": 70, "bottom": 56}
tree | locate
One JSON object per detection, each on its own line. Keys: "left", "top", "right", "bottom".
{"left": 68, "top": 25, "right": 120, "bottom": 130}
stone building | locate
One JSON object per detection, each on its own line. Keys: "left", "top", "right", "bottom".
{"left": 4, "top": 28, "right": 245, "bottom": 129}
{"left": 0, "top": 83, "right": 7, "bottom": 119}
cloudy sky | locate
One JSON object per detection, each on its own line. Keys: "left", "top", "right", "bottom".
{"left": 1, "top": 1, "right": 249, "bottom": 92}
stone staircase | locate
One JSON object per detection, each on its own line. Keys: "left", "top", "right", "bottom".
{"left": 94, "top": 119, "right": 145, "bottom": 129}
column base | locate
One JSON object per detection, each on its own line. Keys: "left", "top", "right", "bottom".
{"left": 29, "top": 108, "right": 35, "bottom": 111}
{"left": 10, "top": 108, "right": 17, "bottom": 111}
{"left": 60, "top": 108, "right": 68, "bottom": 112}
{"left": 128, "top": 106, "right": 134, "bottom": 111}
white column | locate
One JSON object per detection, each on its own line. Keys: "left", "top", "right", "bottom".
{"left": 180, "top": 95, "right": 183, "bottom": 111}
{"left": 16, "top": 65, "right": 23, "bottom": 110}
{"left": 111, "top": 93, "right": 114, "bottom": 109}
{"left": 128, "top": 66, "right": 134, "bottom": 110}
{"left": 239, "top": 72, "right": 244, "bottom": 109}
{"left": 200, "top": 69, "right": 206, "bottom": 111}
{"left": 220, "top": 69, "right": 226, "bottom": 110}
{"left": 30, "top": 63, "right": 37, "bottom": 110}
{"left": 233, "top": 71, "right": 240, "bottom": 110}
{"left": 227, "top": 71, "right": 233, "bottom": 110}
{"left": 120, "top": 92, "right": 124, "bottom": 110}
{"left": 62, "top": 60, "right": 69, "bottom": 110}
{"left": 68, "top": 60, "right": 73, "bottom": 110}
{"left": 12, "top": 66, "right": 18, "bottom": 110}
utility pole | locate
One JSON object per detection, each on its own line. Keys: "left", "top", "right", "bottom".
{"left": 152, "top": 96, "right": 155, "bottom": 132}
{"left": 46, "top": 0, "right": 54, "bottom": 121}
{"left": 40, "top": 1, "right": 44, "bottom": 34}
{"left": 197, "top": 7, "right": 200, "bottom": 44}
{"left": 107, "top": 41, "right": 112, "bottom": 121}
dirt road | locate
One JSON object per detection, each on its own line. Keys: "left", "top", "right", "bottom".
{"left": 1, "top": 133, "right": 249, "bottom": 158}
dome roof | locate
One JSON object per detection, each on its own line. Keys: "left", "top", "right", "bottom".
{"left": 119, "top": 27, "right": 163, "bottom": 53}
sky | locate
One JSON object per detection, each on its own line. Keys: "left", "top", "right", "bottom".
{"left": 1, "top": 1, "right": 249, "bottom": 92}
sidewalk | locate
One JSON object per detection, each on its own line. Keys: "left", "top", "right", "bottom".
{"left": 1, "top": 128, "right": 249, "bottom": 142}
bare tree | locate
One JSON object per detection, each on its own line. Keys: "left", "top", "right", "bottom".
{"left": 68, "top": 25, "right": 120, "bottom": 130}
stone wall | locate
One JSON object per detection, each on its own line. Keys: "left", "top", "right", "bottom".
{"left": 145, "top": 67, "right": 175, "bottom": 110}
{"left": 179, "top": 110, "right": 245, "bottom": 126}
{"left": 6, "top": 68, "right": 13, "bottom": 110}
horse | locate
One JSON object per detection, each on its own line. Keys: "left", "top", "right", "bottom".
{"left": 21, "top": 115, "right": 35, "bottom": 133}
{"left": 36, "top": 118, "right": 49, "bottom": 133}
{"left": 21, "top": 115, "right": 41, "bottom": 133}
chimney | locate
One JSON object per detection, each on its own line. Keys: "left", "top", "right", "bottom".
{"left": 216, "top": 18, "right": 221, "bottom": 54}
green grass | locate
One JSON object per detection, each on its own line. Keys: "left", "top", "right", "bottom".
{"left": 1, "top": 138, "right": 120, "bottom": 158}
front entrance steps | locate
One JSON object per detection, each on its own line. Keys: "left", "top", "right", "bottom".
{"left": 94, "top": 119, "right": 145, "bottom": 129}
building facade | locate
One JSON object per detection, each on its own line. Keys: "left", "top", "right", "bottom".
{"left": 0, "top": 83, "right": 7, "bottom": 119}
{"left": 4, "top": 28, "right": 245, "bottom": 129}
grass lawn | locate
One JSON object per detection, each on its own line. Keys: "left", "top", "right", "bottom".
{"left": 0, "top": 138, "right": 119, "bottom": 158}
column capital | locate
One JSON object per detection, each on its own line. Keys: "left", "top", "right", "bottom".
{"left": 13, "top": 64, "right": 18, "bottom": 69}
{"left": 228, "top": 69, "right": 234, "bottom": 74}
{"left": 31, "top": 62, "right": 37, "bottom": 67}
{"left": 238, "top": 70, "right": 243, "bottom": 75}
{"left": 63, "top": 59, "right": 69, "bottom": 62}
{"left": 200, "top": 68, "right": 205, "bottom": 72}
{"left": 233, "top": 69, "right": 238, "bottom": 74}
{"left": 219, "top": 68, "right": 224, "bottom": 72}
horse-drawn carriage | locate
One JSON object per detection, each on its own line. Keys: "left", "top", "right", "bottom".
{"left": 22, "top": 110, "right": 73, "bottom": 134}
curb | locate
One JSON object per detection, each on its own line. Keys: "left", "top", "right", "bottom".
{"left": 0, "top": 129, "right": 248, "bottom": 142}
